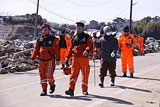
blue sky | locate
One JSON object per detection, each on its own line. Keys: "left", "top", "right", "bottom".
{"left": 1, "top": 0, "right": 160, "bottom": 24}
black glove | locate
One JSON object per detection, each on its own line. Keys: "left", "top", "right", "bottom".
{"left": 126, "top": 43, "right": 132, "bottom": 48}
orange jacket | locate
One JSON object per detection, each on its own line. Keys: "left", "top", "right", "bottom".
{"left": 137, "top": 36, "right": 144, "bottom": 46}
{"left": 31, "top": 35, "right": 60, "bottom": 61}
{"left": 118, "top": 34, "right": 137, "bottom": 51}
{"left": 58, "top": 35, "right": 72, "bottom": 50}
{"left": 67, "top": 32, "right": 93, "bottom": 58}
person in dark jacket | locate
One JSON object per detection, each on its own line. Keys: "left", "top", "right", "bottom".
{"left": 97, "top": 26, "right": 118, "bottom": 87}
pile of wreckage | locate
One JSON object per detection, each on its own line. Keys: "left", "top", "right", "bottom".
{"left": 133, "top": 37, "right": 160, "bottom": 56}
{"left": 0, "top": 39, "right": 38, "bottom": 74}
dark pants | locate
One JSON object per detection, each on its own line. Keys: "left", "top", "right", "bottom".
{"left": 99, "top": 61, "right": 116, "bottom": 78}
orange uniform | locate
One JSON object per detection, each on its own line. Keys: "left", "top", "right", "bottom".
{"left": 58, "top": 35, "right": 71, "bottom": 65}
{"left": 67, "top": 32, "right": 93, "bottom": 92}
{"left": 118, "top": 34, "right": 137, "bottom": 74}
{"left": 137, "top": 36, "right": 144, "bottom": 54}
{"left": 31, "top": 35, "right": 60, "bottom": 90}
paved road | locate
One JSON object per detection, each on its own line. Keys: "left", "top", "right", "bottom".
{"left": 0, "top": 53, "right": 160, "bottom": 107}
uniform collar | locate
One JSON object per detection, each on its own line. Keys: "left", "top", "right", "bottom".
{"left": 123, "top": 33, "right": 130, "bottom": 37}
{"left": 42, "top": 34, "right": 50, "bottom": 39}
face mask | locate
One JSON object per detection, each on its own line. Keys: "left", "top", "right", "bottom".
{"left": 106, "top": 32, "right": 112, "bottom": 36}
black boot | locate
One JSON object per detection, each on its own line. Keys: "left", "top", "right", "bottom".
{"left": 40, "top": 90, "right": 47, "bottom": 96}
{"left": 111, "top": 77, "right": 115, "bottom": 86}
{"left": 130, "top": 73, "right": 134, "bottom": 78}
{"left": 65, "top": 89, "right": 74, "bottom": 96}
{"left": 123, "top": 73, "right": 127, "bottom": 77}
{"left": 50, "top": 85, "right": 55, "bottom": 94}
{"left": 99, "top": 76, "right": 104, "bottom": 88}
{"left": 61, "top": 64, "right": 65, "bottom": 69}
{"left": 83, "top": 91, "right": 89, "bottom": 95}
{"left": 66, "top": 61, "right": 70, "bottom": 67}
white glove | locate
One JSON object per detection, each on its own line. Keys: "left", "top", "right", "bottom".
{"left": 30, "top": 59, "right": 35, "bottom": 65}
{"left": 111, "top": 52, "right": 115, "bottom": 57}
{"left": 83, "top": 51, "right": 88, "bottom": 56}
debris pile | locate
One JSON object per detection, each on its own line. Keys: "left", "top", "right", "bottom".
{"left": 0, "top": 39, "right": 37, "bottom": 74}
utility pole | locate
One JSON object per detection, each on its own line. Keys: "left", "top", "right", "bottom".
{"left": 34, "top": 0, "right": 39, "bottom": 40}
{"left": 129, "top": 0, "right": 133, "bottom": 34}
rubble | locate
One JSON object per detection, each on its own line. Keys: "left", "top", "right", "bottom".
{"left": 0, "top": 39, "right": 38, "bottom": 74}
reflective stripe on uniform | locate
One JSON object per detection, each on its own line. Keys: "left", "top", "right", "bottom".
{"left": 48, "top": 78, "right": 55, "bottom": 82}
{"left": 129, "top": 68, "right": 134, "bottom": 71}
{"left": 130, "top": 70, "right": 134, "bottom": 73}
{"left": 44, "top": 78, "right": 55, "bottom": 81}
{"left": 47, "top": 61, "right": 52, "bottom": 76}
{"left": 122, "top": 69, "right": 127, "bottom": 72}
{"left": 82, "top": 82, "right": 88, "bottom": 85}
{"left": 71, "top": 79, "right": 76, "bottom": 83}
{"left": 85, "top": 66, "right": 87, "bottom": 81}
{"left": 40, "top": 80, "right": 47, "bottom": 84}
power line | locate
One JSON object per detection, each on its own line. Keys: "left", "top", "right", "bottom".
{"left": 29, "top": 0, "right": 76, "bottom": 22}
{"left": 29, "top": 0, "right": 129, "bottom": 24}
{"left": 105, "top": 6, "right": 129, "bottom": 22}
{"left": 64, "top": 0, "right": 113, "bottom": 7}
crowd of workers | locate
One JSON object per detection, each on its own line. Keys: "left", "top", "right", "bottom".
{"left": 30, "top": 22, "right": 145, "bottom": 96}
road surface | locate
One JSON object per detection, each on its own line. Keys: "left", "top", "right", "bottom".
{"left": 0, "top": 53, "right": 160, "bottom": 107}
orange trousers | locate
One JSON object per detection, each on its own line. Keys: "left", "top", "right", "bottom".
{"left": 121, "top": 50, "right": 134, "bottom": 74}
{"left": 69, "top": 57, "right": 90, "bottom": 92}
{"left": 38, "top": 59, "right": 55, "bottom": 90}
{"left": 139, "top": 45, "right": 144, "bottom": 54}
{"left": 60, "top": 48, "right": 68, "bottom": 65}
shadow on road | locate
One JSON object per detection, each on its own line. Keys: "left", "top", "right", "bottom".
{"left": 133, "top": 77, "right": 160, "bottom": 81}
{"left": 49, "top": 94, "right": 92, "bottom": 101}
{"left": 49, "top": 94, "right": 133, "bottom": 105}
{"left": 116, "top": 85, "right": 152, "bottom": 93}
{"left": 117, "top": 75, "right": 160, "bottom": 81}
{"left": 88, "top": 94, "right": 133, "bottom": 105}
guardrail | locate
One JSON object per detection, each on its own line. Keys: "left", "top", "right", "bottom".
{"left": 0, "top": 48, "right": 34, "bottom": 61}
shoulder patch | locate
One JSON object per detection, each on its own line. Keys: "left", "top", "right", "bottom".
{"left": 48, "top": 40, "right": 52, "bottom": 45}
{"left": 56, "top": 41, "right": 59, "bottom": 45}
{"left": 82, "top": 38, "right": 86, "bottom": 42}
{"left": 89, "top": 38, "right": 93, "bottom": 42}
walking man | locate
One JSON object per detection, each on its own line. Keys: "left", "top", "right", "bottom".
{"left": 118, "top": 26, "right": 137, "bottom": 78}
{"left": 97, "top": 26, "right": 118, "bottom": 87}
{"left": 31, "top": 23, "right": 60, "bottom": 96}
{"left": 58, "top": 30, "right": 72, "bottom": 69}
{"left": 65, "top": 22, "right": 93, "bottom": 96}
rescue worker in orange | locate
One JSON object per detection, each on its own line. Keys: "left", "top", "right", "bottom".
{"left": 137, "top": 35, "right": 145, "bottom": 55}
{"left": 58, "top": 30, "right": 72, "bottom": 69}
{"left": 118, "top": 26, "right": 137, "bottom": 78}
{"left": 65, "top": 22, "right": 93, "bottom": 96}
{"left": 31, "top": 23, "right": 60, "bottom": 96}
